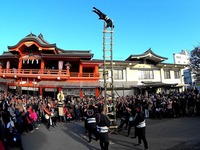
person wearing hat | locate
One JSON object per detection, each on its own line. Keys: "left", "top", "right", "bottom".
{"left": 134, "top": 105, "right": 148, "bottom": 150}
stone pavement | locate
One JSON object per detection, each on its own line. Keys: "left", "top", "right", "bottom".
{"left": 18, "top": 117, "right": 200, "bottom": 150}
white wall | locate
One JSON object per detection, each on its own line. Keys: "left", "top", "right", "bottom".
{"left": 99, "top": 62, "right": 186, "bottom": 92}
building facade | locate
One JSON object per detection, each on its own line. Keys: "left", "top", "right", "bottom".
{"left": 0, "top": 34, "right": 187, "bottom": 98}
{"left": 0, "top": 33, "right": 101, "bottom": 98}
{"left": 173, "top": 50, "right": 193, "bottom": 88}
{"left": 99, "top": 49, "right": 186, "bottom": 96}
{"left": 173, "top": 50, "right": 190, "bottom": 65}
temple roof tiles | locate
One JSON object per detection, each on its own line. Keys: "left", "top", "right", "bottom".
{"left": 2, "top": 51, "right": 13, "bottom": 56}
{"left": 57, "top": 48, "right": 92, "bottom": 54}
{"left": 0, "top": 51, "right": 17, "bottom": 59}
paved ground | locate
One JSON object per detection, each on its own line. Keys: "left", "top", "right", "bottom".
{"left": 17, "top": 117, "right": 200, "bottom": 150}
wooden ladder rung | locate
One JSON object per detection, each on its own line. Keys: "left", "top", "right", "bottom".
{"left": 109, "top": 126, "right": 118, "bottom": 129}
{"left": 109, "top": 119, "right": 116, "bottom": 122}
{"left": 107, "top": 112, "right": 114, "bottom": 115}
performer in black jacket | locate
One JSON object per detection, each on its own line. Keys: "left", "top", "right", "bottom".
{"left": 117, "top": 102, "right": 129, "bottom": 132}
{"left": 86, "top": 104, "right": 98, "bottom": 143}
{"left": 4, "top": 122, "right": 24, "bottom": 150}
{"left": 96, "top": 105, "right": 110, "bottom": 150}
{"left": 134, "top": 105, "right": 148, "bottom": 150}
{"left": 127, "top": 103, "right": 136, "bottom": 137}
{"left": 92, "top": 7, "right": 114, "bottom": 28}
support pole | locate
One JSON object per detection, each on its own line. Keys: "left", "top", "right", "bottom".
{"left": 103, "top": 22, "right": 107, "bottom": 108}
{"left": 110, "top": 25, "right": 116, "bottom": 123}
{"left": 102, "top": 22, "right": 118, "bottom": 132}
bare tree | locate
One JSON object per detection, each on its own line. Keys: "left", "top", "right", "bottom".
{"left": 190, "top": 46, "right": 200, "bottom": 81}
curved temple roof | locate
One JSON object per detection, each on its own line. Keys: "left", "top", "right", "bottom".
{"left": 6, "top": 33, "right": 93, "bottom": 59}
{"left": 8, "top": 33, "right": 57, "bottom": 49}
{"left": 126, "top": 48, "right": 168, "bottom": 63}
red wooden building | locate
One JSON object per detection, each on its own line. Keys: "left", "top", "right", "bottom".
{"left": 0, "top": 33, "right": 102, "bottom": 98}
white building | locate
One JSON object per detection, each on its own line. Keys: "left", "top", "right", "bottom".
{"left": 173, "top": 50, "right": 193, "bottom": 88}
{"left": 98, "top": 48, "right": 187, "bottom": 96}
{"left": 173, "top": 50, "right": 190, "bottom": 65}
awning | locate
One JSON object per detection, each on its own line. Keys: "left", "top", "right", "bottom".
{"left": 138, "top": 81, "right": 177, "bottom": 88}
{"left": 115, "top": 81, "right": 138, "bottom": 88}
{"left": 99, "top": 81, "right": 138, "bottom": 88}
{"left": 38, "top": 81, "right": 100, "bottom": 88}
{"left": 0, "top": 78, "right": 15, "bottom": 83}
{"left": 176, "top": 83, "right": 190, "bottom": 87}
{"left": 38, "top": 81, "right": 74, "bottom": 87}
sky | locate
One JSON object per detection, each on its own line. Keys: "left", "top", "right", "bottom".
{"left": 0, "top": 0, "right": 200, "bottom": 63}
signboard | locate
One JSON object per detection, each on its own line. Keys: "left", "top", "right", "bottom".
{"left": 83, "top": 88, "right": 95, "bottom": 96}
{"left": 9, "top": 86, "right": 16, "bottom": 89}
{"left": 21, "top": 87, "right": 38, "bottom": 91}
{"left": 58, "top": 61, "right": 63, "bottom": 70}
{"left": 63, "top": 89, "right": 80, "bottom": 96}
{"left": 45, "top": 88, "right": 57, "bottom": 92}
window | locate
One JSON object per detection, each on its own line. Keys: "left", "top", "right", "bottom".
{"left": 99, "top": 71, "right": 108, "bottom": 79}
{"left": 164, "top": 70, "right": 171, "bottom": 79}
{"left": 174, "top": 70, "right": 180, "bottom": 79}
{"left": 99, "top": 71, "right": 104, "bottom": 79}
{"left": 114, "top": 70, "right": 123, "bottom": 80}
{"left": 138, "top": 70, "right": 154, "bottom": 79}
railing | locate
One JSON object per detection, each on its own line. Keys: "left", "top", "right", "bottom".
{"left": 0, "top": 69, "right": 99, "bottom": 78}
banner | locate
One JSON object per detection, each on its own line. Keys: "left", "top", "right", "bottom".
{"left": 58, "top": 61, "right": 63, "bottom": 70}
{"left": 6, "top": 61, "right": 10, "bottom": 69}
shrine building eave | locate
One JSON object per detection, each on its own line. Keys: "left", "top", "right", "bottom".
{"left": 49, "top": 49, "right": 94, "bottom": 59}
{"left": 8, "top": 33, "right": 57, "bottom": 52}
{"left": 92, "top": 59, "right": 139, "bottom": 67}
{"left": 41, "top": 52, "right": 93, "bottom": 59}
{"left": 0, "top": 52, "right": 17, "bottom": 59}
{"left": 81, "top": 60, "right": 103, "bottom": 66}
{"left": 57, "top": 48, "right": 92, "bottom": 54}
{"left": 156, "top": 63, "right": 188, "bottom": 69}
{"left": 126, "top": 48, "right": 168, "bottom": 63}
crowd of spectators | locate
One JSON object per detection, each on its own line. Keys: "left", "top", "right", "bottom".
{"left": 0, "top": 89, "right": 199, "bottom": 149}
{"left": 116, "top": 90, "right": 200, "bottom": 121}
{"left": 115, "top": 90, "right": 200, "bottom": 137}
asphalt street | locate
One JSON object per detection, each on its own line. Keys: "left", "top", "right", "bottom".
{"left": 17, "top": 117, "right": 200, "bottom": 150}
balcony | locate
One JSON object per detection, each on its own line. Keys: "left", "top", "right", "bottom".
{"left": 0, "top": 69, "right": 99, "bottom": 80}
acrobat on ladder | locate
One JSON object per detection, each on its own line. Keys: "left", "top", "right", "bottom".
{"left": 92, "top": 7, "right": 117, "bottom": 134}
